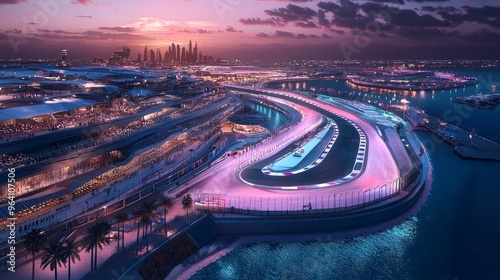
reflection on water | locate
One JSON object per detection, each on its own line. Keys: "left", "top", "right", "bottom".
{"left": 246, "top": 102, "right": 287, "bottom": 132}
{"left": 281, "top": 81, "right": 307, "bottom": 92}
{"left": 193, "top": 218, "right": 418, "bottom": 280}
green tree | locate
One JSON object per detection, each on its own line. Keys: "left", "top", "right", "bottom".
{"left": 114, "top": 212, "right": 128, "bottom": 251}
{"left": 182, "top": 194, "right": 193, "bottom": 225}
{"left": 82, "top": 221, "right": 111, "bottom": 272}
{"left": 62, "top": 238, "right": 81, "bottom": 280}
{"left": 159, "top": 196, "right": 173, "bottom": 237}
{"left": 24, "top": 228, "right": 47, "bottom": 280}
{"left": 40, "top": 241, "right": 66, "bottom": 280}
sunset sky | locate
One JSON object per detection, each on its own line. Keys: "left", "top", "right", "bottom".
{"left": 1, "top": 0, "right": 500, "bottom": 62}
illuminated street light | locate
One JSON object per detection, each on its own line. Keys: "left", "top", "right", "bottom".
{"left": 401, "top": 98, "right": 410, "bottom": 120}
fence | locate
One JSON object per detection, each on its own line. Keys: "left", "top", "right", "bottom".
{"left": 234, "top": 114, "right": 324, "bottom": 172}
{"left": 195, "top": 179, "right": 401, "bottom": 216}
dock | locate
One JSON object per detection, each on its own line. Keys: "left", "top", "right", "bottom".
{"left": 406, "top": 107, "right": 500, "bottom": 161}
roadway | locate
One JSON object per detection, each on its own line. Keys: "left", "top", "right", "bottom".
{"left": 240, "top": 111, "right": 360, "bottom": 186}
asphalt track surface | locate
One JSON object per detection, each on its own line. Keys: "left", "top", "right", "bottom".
{"left": 240, "top": 111, "right": 360, "bottom": 186}
{"left": 183, "top": 86, "right": 400, "bottom": 211}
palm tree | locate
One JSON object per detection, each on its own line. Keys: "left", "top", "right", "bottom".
{"left": 40, "top": 241, "right": 66, "bottom": 280}
{"left": 62, "top": 238, "right": 81, "bottom": 280}
{"left": 24, "top": 228, "right": 47, "bottom": 280}
{"left": 114, "top": 212, "right": 128, "bottom": 251}
{"left": 182, "top": 194, "right": 193, "bottom": 225}
{"left": 81, "top": 221, "right": 111, "bottom": 272}
{"left": 137, "top": 199, "right": 160, "bottom": 252}
{"left": 159, "top": 196, "right": 173, "bottom": 237}
{"left": 132, "top": 208, "right": 144, "bottom": 255}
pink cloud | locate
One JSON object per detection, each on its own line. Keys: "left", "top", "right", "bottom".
{"left": 0, "top": 0, "right": 25, "bottom": 4}
{"left": 71, "top": 0, "right": 92, "bottom": 5}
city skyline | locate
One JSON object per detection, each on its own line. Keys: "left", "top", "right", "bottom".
{"left": 1, "top": 0, "right": 500, "bottom": 61}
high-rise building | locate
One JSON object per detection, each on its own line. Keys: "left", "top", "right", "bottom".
{"left": 61, "top": 48, "right": 68, "bottom": 66}
{"left": 137, "top": 52, "right": 141, "bottom": 63}
{"left": 171, "top": 43, "right": 176, "bottom": 62}
{"left": 188, "top": 40, "right": 193, "bottom": 63}
{"left": 181, "top": 47, "right": 186, "bottom": 63}
{"left": 193, "top": 42, "right": 198, "bottom": 63}
{"left": 139, "top": 40, "right": 214, "bottom": 65}
{"left": 176, "top": 44, "right": 180, "bottom": 62}
{"left": 156, "top": 48, "right": 162, "bottom": 65}
{"left": 149, "top": 49, "right": 155, "bottom": 64}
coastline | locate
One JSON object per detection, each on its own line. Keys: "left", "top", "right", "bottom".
{"left": 169, "top": 153, "right": 433, "bottom": 280}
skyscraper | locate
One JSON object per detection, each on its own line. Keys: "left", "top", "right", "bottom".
{"left": 176, "top": 44, "right": 180, "bottom": 62}
{"left": 156, "top": 48, "right": 162, "bottom": 65}
{"left": 188, "top": 40, "right": 193, "bottom": 63}
{"left": 137, "top": 52, "right": 141, "bottom": 63}
{"left": 138, "top": 40, "right": 213, "bottom": 65}
{"left": 171, "top": 43, "right": 176, "bottom": 62}
{"left": 149, "top": 49, "right": 155, "bottom": 64}
{"left": 61, "top": 48, "right": 68, "bottom": 66}
{"left": 193, "top": 42, "right": 198, "bottom": 64}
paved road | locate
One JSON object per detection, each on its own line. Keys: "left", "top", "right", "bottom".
{"left": 240, "top": 112, "right": 360, "bottom": 186}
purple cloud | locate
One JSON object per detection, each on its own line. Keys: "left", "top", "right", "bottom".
{"left": 225, "top": 26, "right": 243, "bottom": 33}
{"left": 99, "top": 26, "right": 135, "bottom": 32}
{"left": 72, "top": 0, "right": 93, "bottom": 5}
{"left": 0, "top": 0, "right": 25, "bottom": 4}
{"left": 265, "top": 4, "right": 317, "bottom": 23}
{"left": 240, "top": 17, "right": 285, "bottom": 27}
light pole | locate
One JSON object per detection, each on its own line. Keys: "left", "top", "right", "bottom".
{"left": 401, "top": 99, "right": 410, "bottom": 121}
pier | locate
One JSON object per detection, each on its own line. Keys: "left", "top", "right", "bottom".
{"left": 406, "top": 108, "right": 500, "bottom": 161}
{"left": 452, "top": 93, "right": 500, "bottom": 110}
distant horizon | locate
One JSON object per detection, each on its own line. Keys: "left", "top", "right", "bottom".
{"left": 1, "top": 55, "right": 499, "bottom": 66}
{"left": 1, "top": 0, "right": 500, "bottom": 62}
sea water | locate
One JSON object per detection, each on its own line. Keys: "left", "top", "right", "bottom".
{"left": 246, "top": 102, "right": 288, "bottom": 132}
